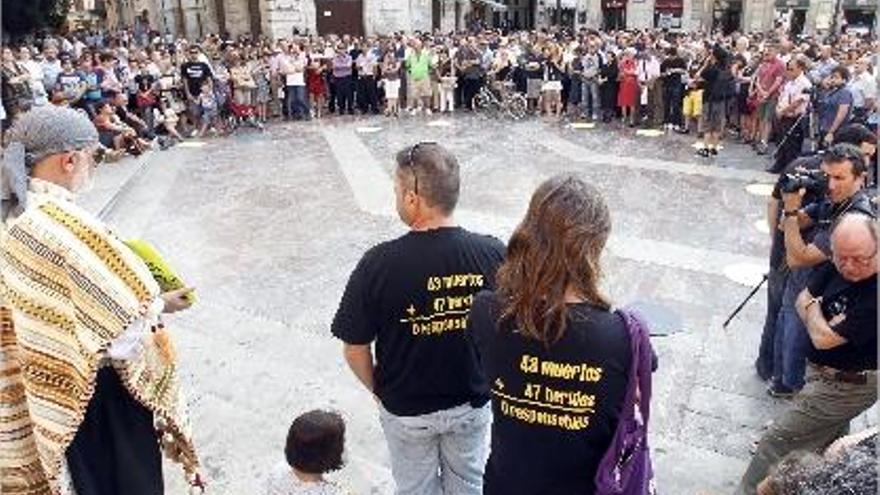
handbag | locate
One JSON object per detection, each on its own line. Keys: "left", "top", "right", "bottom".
{"left": 594, "top": 308, "right": 655, "bottom": 495}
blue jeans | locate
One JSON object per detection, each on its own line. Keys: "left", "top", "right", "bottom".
{"left": 580, "top": 81, "right": 600, "bottom": 118}
{"left": 285, "top": 85, "right": 309, "bottom": 119}
{"left": 772, "top": 303, "right": 809, "bottom": 391}
{"left": 378, "top": 402, "right": 491, "bottom": 495}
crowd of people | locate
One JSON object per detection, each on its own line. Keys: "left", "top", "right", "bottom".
{"left": 1, "top": 26, "right": 878, "bottom": 162}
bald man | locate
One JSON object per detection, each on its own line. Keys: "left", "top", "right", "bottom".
{"left": 737, "top": 213, "right": 878, "bottom": 494}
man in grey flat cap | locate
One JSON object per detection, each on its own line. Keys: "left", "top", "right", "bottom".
{"left": 0, "top": 106, "right": 203, "bottom": 495}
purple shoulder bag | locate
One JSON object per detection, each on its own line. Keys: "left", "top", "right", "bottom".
{"left": 594, "top": 308, "right": 655, "bottom": 495}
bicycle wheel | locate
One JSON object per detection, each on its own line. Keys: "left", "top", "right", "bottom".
{"left": 506, "top": 94, "right": 528, "bottom": 120}
{"left": 472, "top": 90, "right": 492, "bottom": 114}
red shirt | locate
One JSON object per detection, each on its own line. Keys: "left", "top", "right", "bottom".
{"left": 756, "top": 57, "right": 785, "bottom": 98}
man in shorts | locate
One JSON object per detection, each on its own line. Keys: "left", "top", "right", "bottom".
{"left": 753, "top": 44, "right": 786, "bottom": 155}
{"left": 406, "top": 39, "right": 434, "bottom": 115}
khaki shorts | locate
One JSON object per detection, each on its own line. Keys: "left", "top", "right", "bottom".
{"left": 758, "top": 98, "right": 777, "bottom": 121}
{"left": 409, "top": 78, "right": 432, "bottom": 100}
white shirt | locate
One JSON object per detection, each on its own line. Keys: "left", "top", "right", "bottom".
{"left": 264, "top": 463, "right": 346, "bottom": 495}
{"left": 284, "top": 54, "right": 306, "bottom": 86}
{"left": 776, "top": 73, "right": 812, "bottom": 117}
{"left": 848, "top": 71, "right": 877, "bottom": 109}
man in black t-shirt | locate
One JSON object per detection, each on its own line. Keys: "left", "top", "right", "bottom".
{"left": 180, "top": 47, "right": 213, "bottom": 127}
{"left": 331, "top": 143, "right": 504, "bottom": 495}
{"left": 737, "top": 213, "right": 878, "bottom": 495}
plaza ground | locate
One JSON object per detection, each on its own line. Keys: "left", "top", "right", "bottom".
{"left": 80, "top": 114, "right": 873, "bottom": 494}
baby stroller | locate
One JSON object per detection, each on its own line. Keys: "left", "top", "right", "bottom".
{"left": 226, "top": 79, "right": 264, "bottom": 132}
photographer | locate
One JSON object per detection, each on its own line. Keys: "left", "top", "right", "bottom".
{"left": 756, "top": 126, "right": 875, "bottom": 383}
{"left": 738, "top": 214, "right": 877, "bottom": 495}
{"left": 766, "top": 144, "right": 873, "bottom": 398}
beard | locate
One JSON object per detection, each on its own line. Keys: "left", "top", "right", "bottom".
{"left": 70, "top": 165, "right": 95, "bottom": 195}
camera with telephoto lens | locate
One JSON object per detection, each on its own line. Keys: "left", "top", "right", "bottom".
{"left": 779, "top": 169, "right": 828, "bottom": 195}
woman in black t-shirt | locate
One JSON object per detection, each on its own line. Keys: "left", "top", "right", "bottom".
{"left": 468, "top": 174, "right": 631, "bottom": 495}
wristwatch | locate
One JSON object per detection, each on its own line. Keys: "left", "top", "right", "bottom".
{"left": 784, "top": 210, "right": 799, "bottom": 217}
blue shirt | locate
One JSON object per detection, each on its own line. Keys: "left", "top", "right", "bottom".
{"left": 817, "top": 86, "right": 852, "bottom": 133}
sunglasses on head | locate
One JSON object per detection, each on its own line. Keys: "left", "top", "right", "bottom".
{"left": 402, "top": 142, "right": 437, "bottom": 195}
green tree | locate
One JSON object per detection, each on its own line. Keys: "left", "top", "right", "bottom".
{"left": 2, "top": 0, "right": 72, "bottom": 38}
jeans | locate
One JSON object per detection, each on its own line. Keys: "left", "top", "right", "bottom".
{"left": 335, "top": 76, "right": 354, "bottom": 114}
{"left": 756, "top": 267, "right": 787, "bottom": 379}
{"left": 580, "top": 80, "right": 600, "bottom": 118}
{"left": 285, "top": 85, "right": 309, "bottom": 119}
{"left": 772, "top": 302, "right": 809, "bottom": 391}
{"left": 379, "top": 402, "right": 491, "bottom": 495}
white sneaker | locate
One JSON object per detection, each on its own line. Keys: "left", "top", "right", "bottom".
{"left": 425, "top": 109, "right": 432, "bottom": 116}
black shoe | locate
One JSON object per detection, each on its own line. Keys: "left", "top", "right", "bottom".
{"left": 767, "top": 382, "right": 797, "bottom": 399}
{"left": 709, "top": 148, "right": 718, "bottom": 156}
{"left": 755, "top": 360, "right": 772, "bottom": 381}
{"left": 696, "top": 148, "right": 710, "bottom": 157}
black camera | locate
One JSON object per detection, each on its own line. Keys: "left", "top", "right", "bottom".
{"left": 779, "top": 169, "right": 828, "bottom": 194}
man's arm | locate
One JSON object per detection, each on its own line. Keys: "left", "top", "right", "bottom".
{"left": 782, "top": 214, "right": 826, "bottom": 268}
{"left": 828, "top": 103, "right": 851, "bottom": 135}
{"left": 795, "top": 288, "right": 848, "bottom": 350}
{"left": 767, "top": 197, "right": 780, "bottom": 236}
{"left": 342, "top": 343, "right": 375, "bottom": 392}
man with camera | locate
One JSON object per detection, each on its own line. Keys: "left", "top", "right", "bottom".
{"left": 765, "top": 143, "right": 874, "bottom": 398}
{"left": 756, "top": 125, "right": 876, "bottom": 383}
{"left": 737, "top": 213, "right": 877, "bottom": 495}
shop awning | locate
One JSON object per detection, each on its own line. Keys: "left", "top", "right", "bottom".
{"left": 841, "top": 0, "right": 877, "bottom": 8}
{"left": 654, "top": 0, "right": 683, "bottom": 10}
{"left": 473, "top": 0, "right": 509, "bottom": 11}
{"left": 603, "top": 0, "right": 626, "bottom": 8}
{"left": 774, "top": 0, "right": 809, "bottom": 8}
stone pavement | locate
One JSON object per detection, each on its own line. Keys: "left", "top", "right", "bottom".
{"left": 81, "top": 114, "right": 875, "bottom": 495}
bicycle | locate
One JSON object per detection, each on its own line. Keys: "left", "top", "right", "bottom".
{"left": 472, "top": 80, "right": 528, "bottom": 120}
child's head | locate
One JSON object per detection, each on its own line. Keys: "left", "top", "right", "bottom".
{"left": 284, "top": 410, "right": 345, "bottom": 475}
{"left": 201, "top": 80, "right": 213, "bottom": 93}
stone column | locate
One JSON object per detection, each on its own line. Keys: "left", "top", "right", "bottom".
{"left": 584, "top": 0, "right": 602, "bottom": 27}
{"left": 626, "top": 0, "right": 655, "bottom": 27}
{"left": 262, "top": 0, "right": 314, "bottom": 38}
{"left": 806, "top": 0, "right": 835, "bottom": 34}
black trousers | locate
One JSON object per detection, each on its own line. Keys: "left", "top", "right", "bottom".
{"left": 773, "top": 115, "right": 806, "bottom": 172}
{"left": 358, "top": 75, "right": 379, "bottom": 113}
{"left": 335, "top": 76, "right": 354, "bottom": 114}
{"left": 461, "top": 77, "right": 483, "bottom": 110}
{"left": 663, "top": 81, "right": 683, "bottom": 127}
{"left": 66, "top": 367, "right": 163, "bottom": 495}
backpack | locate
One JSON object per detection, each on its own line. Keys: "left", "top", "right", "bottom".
{"left": 594, "top": 308, "right": 655, "bottom": 495}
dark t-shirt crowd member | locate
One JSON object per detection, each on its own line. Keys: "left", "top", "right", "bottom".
{"left": 469, "top": 293, "right": 631, "bottom": 495}
{"left": 180, "top": 60, "right": 212, "bottom": 97}
{"left": 467, "top": 173, "right": 639, "bottom": 495}
{"left": 806, "top": 261, "right": 877, "bottom": 371}
{"left": 332, "top": 227, "right": 504, "bottom": 415}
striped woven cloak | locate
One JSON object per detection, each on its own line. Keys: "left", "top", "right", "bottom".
{"left": 0, "top": 186, "right": 199, "bottom": 494}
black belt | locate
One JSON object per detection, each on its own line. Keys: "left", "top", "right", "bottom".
{"left": 814, "top": 364, "right": 874, "bottom": 385}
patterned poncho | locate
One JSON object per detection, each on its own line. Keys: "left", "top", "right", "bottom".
{"left": 0, "top": 179, "right": 200, "bottom": 494}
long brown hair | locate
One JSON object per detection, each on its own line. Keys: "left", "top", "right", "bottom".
{"left": 496, "top": 174, "right": 611, "bottom": 345}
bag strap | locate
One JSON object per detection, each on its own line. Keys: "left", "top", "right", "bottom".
{"left": 616, "top": 308, "right": 654, "bottom": 429}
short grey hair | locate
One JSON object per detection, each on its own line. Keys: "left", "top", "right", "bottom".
{"left": 394, "top": 143, "right": 460, "bottom": 215}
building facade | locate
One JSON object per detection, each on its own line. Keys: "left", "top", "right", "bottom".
{"left": 101, "top": 0, "right": 876, "bottom": 38}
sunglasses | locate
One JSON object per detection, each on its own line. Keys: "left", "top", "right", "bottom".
{"left": 402, "top": 142, "right": 437, "bottom": 195}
